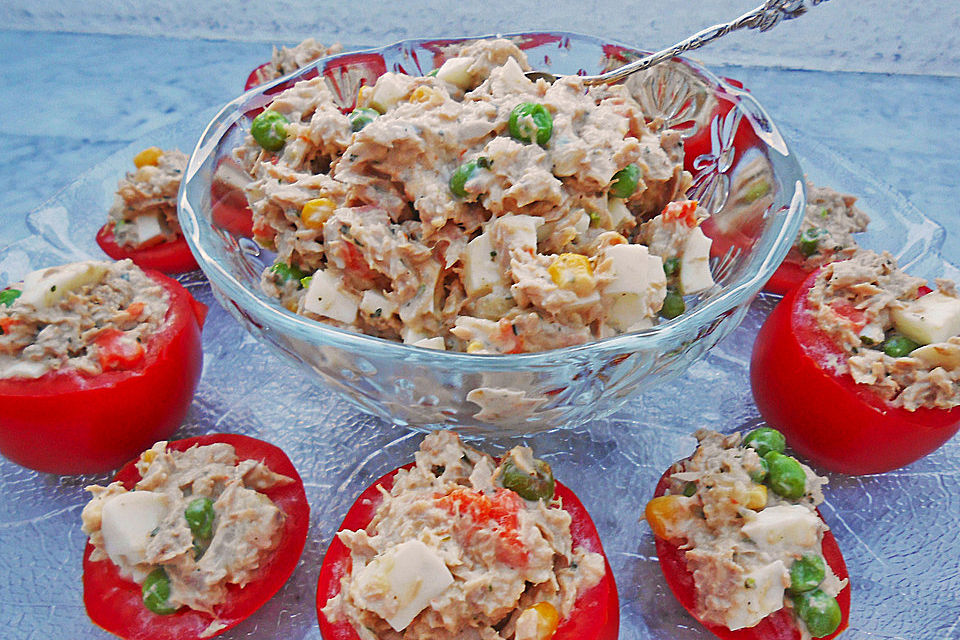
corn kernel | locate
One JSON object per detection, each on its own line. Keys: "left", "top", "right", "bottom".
{"left": 548, "top": 253, "right": 595, "bottom": 296}
{"left": 140, "top": 449, "right": 157, "bottom": 464}
{"left": 133, "top": 147, "right": 163, "bottom": 168}
{"left": 466, "top": 340, "right": 485, "bottom": 353}
{"left": 744, "top": 484, "right": 768, "bottom": 510}
{"left": 645, "top": 494, "right": 689, "bottom": 541}
{"left": 409, "top": 86, "right": 441, "bottom": 104}
{"left": 301, "top": 197, "right": 336, "bottom": 229}
{"left": 356, "top": 86, "right": 373, "bottom": 108}
{"left": 515, "top": 602, "right": 560, "bottom": 640}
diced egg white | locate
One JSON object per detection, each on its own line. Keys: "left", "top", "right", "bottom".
{"left": 891, "top": 291, "right": 960, "bottom": 345}
{"left": 462, "top": 232, "right": 506, "bottom": 297}
{"left": 724, "top": 560, "right": 789, "bottom": 630}
{"left": 741, "top": 504, "right": 820, "bottom": 550}
{"left": 606, "top": 196, "right": 632, "bottom": 230}
{"left": 370, "top": 73, "right": 413, "bottom": 112}
{"left": 302, "top": 269, "right": 359, "bottom": 324}
{"left": 435, "top": 56, "right": 474, "bottom": 89}
{"left": 353, "top": 539, "right": 454, "bottom": 632}
{"left": 359, "top": 289, "right": 398, "bottom": 320}
{"left": 18, "top": 261, "right": 109, "bottom": 308}
{"left": 493, "top": 57, "right": 535, "bottom": 94}
{"left": 132, "top": 213, "right": 166, "bottom": 247}
{"left": 602, "top": 244, "right": 665, "bottom": 296}
{"left": 490, "top": 215, "right": 541, "bottom": 255}
{"left": 679, "top": 226, "right": 715, "bottom": 295}
{"left": 100, "top": 491, "right": 167, "bottom": 568}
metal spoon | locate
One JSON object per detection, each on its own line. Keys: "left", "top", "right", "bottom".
{"left": 525, "top": 0, "right": 830, "bottom": 85}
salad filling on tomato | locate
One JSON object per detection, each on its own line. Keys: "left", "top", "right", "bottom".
{"left": 765, "top": 182, "right": 870, "bottom": 295}
{"left": 806, "top": 249, "right": 960, "bottom": 410}
{"left": 82, "top": 435, "right": 308, "bottom": 640}
{"left": 0, "top": 260, "right": 169, "bottom": 379}
{"left": 97, "top": 147, "right": 198, "bottom": 273}
{"left": 319, "top": 430, "right": 617, "bottom": 640}
{"left": 645, "top": 428, "right": 849, "bottom": 639}
{"left": 246, "top": 38, "right": 343, "bottom": 89}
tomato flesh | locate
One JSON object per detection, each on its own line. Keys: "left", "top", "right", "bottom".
{"left": 651, "top": 467, "right": 850, "bottom": 640}
{"left": 82, "top": 433, "right": 309, "bottom": 640}
{"left": 316, "top": 464, "right": 619, "bottom": 640}
{"left": 751, "top": 270, "right": 960, "bottom": 474}
{"left": 0, "top": 270, "right": 206, "bottom": 474}
{"left": 96, "top": 223, "right": 199, "bottom": 274}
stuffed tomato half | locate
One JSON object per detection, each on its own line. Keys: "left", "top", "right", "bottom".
{"left": 96, "top": 147, "right": 198, "bottom": 274}
{"left": 751, "top": 250, "right": 960, "bottom": 474}
{"left": 82, "top": 433, "right": 309, "bottom": 640}
{"left": 317, "top": 431, "right": 619, "bottom": 640}
{"left": 0, "top": 260, "right": 206, "bottom": 474}
{"left": 646, "top": 428, "right": 850, "bottom": 640}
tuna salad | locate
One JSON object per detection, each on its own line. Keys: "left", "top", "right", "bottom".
{"left": 0, "top": 259, "right": 169, "bottom": 379}
{"left": 321, "top": 430, "right": 606, "bottom": 639}
{"left": 251, "top": 38, "right": 344, "bottom": 85}
{"left": 81, "top": 440, "right": 293, "bottom": 636}
{"left": 646, "top": 429, "right": 847, "bottom": 638}
{"left": 791, "top": 182, "right": 870, "bottom": 271}
{"left": 807, "top": 249, "right": 960, "bottom": 410}
{"left": 107, "top": 147, "right": 188, "bottom": 250}
{"left": 236, "top": 38, "right": 716, "bottom": 353}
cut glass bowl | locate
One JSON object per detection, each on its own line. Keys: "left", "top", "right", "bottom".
{"left": 179, "top": 31, "right": 806, "bottom": 434}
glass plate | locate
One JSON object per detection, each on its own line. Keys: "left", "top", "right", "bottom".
{"left": 1, "top": 112, "right": 957, "bottom": 640}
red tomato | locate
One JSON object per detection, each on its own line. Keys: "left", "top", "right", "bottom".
{"left": 96, "top": 223, "right": 199, "bottom": 274}
{"left": 764, "top": 259, "right": 810, "bottom": 296}
{"left": 651, "top": 467, "right": 850, "bottom": 640}
{"left": 751, "top": 270, "right": 960, "bottom": 474}
{"left": 316, "top": 464, "right": 619, "bottom": 640}
{"left": 83, "top": 433, "right": 309, "bottom": 640}
{"left": 244, "top": 63, "right": 270, "bottom": 90}
{"left": 0, "top": 271, "right": 206, "bottom": 474}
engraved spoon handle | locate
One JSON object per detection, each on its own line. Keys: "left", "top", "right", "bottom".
{"left": 529, "top": 0, "right": 830, "bottom": 85}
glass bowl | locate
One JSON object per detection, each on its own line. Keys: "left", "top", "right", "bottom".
{"left": 179, "top": 31, "right": 806, "bottom": 435}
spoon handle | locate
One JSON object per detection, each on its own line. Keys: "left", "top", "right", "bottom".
{"left": 583, "top": 0, "right": 831, "bottom": 85}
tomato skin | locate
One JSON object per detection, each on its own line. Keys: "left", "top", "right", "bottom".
{"left": 0, "top": 271, "right": 206, "bottom": 474}
{"left": 651, "top": 467, "right": 850, "bottom": 640}
{"left": 96, "top": 223, "right": 199, "bottom": 274}
{"left": 316, "top": 464, "right": 619, "bottom": 640}
{"left": 82, "top": 433, "right": 310, "bottom": 640}
{"left": 764, "top": 259, "right": 810, "bottom": 296}
{"left": 751, "top": 270, "right": 960, "bottom": 474}
{"left": 245, "top": 63, "right": 270, "bottom": 90}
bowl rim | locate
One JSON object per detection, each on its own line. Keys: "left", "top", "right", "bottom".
{"left": 179, "top": 29, "right": 805, "bottom": 367}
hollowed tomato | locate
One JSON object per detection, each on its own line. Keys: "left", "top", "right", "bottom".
{"left": 751, "top": 270, "right": 960, "bottom": 474}
{"left": 316, "top": 464, "right": 619, "bottom": 640}
{"left": 96, "top": 223, "right": 199, "bottom": 274}
{"left": 0, "top": 270, "right": 206, "bottom": 474}
{"left": 83, "top": 433, "right": 309, "bottom": 640}
{"left": 651, "top": 466, "right": 850, "bottom": 640}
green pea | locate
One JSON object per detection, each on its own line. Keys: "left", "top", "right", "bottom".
{"left": 142, "top": 567, "right": 179, "bottom": 615}
{"left": 270, "top": 262, "right": 309, "bottom": 285}
{"left": 251, "top": 109, "right": 290, "bottom": 152}
{"left": 509, "top": 102, "right": 553, "bottom": 145}
{"left": 883, "top": 334, "right": 920, "bottom": 358}
{"left": 499, "top": 456, "right": 555, "bottom": 501}
{"left": 749, "top": 456, "right": 769, "bottom": 484}
{"left": 744, "top": 179, "right": 770, "bottom": 203}
{"left": 0, "top": 289, "right": 21, "bottom": 307}
{"left": 662, "top": 257, "right": 681, "bottom": 277}
{"left": 789, "top": 554, "right": 826, "bottom": 594}
{"left": 764, "top": 451, "right": 807, "bottom": 500}
{"left": 682, "top": 481, "right": 697, "bottom": 497}
{"left": 659, "top": 289, "right": 685, "bottom": 320}
{"left": 450, "top": 160, "right": 481, "bottom": 198}
{"left": 791, "top": 588, "right": 842, "bottom": 638}
{"left": 742, "top": 427, "right": 786, "bottom": 458}
{"left": 349, "top": 107, "right": 379, "bottom": 132}
{"left": 799, "top": 227, "right": 826, "bottom": 258}
{"left": 184, "top": 497, "right": 215, "bottom": 540}
{"left": 610, "top": 164, "right": 640, "bottom": 199}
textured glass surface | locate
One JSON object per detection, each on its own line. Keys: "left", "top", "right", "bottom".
{"left": 180, "top": 32, "right": 807, "bottom": 434}
{"left": 1, "top": 58, "right": 958, "bottom": 640}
